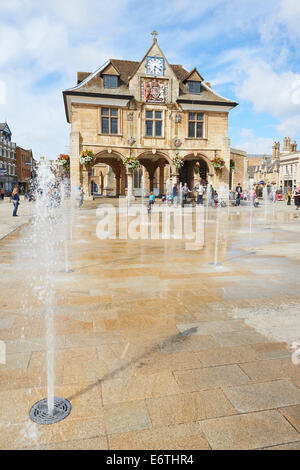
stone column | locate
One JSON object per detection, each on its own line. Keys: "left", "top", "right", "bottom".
{"left": 121, "top": 165, "right": 126, "bottom": 195}
{"left": 159, "top": 164, "right": 165, "bottom": 195}
{"left": 126, "top": 171, "right": 135, "bottom": 200}
{"left": 115, "top": 174, "right": 121, "bottom": 197}
{"left": 171, "top": 165, "right": 179, "bottom": 186}
{"left": 69, "top": 131, "right": 80, "bottom": 197}
{"left": 220, "top": 138, "right": 231, "bottom": 194}
{"left": 149, "top": 172, "right": 154, "bottom": 192}
{"left": 104, "top": 166, "right": 115, "bottom": 196}
{"left": 82, "top": 167, "right": 90, "bottom": 197}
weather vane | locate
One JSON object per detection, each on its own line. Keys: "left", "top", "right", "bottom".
{"left": 151, "top": 30, "right": 159, "bottom": 40}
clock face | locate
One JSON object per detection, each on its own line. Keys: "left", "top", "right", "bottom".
{"left": 146, "top": 57, "right": 164, "bottom": 76}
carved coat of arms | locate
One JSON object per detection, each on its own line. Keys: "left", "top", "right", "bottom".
{"left": 141, "top": 78, "right": 168, "bottom": 103}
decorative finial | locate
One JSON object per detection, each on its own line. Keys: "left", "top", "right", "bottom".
{"left": 151, "top": 30, "right": 159, "bottom": 41}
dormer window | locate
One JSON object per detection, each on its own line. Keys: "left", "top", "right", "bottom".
{"left": 103, "top": 74, "right": 118, "bottom": 89}
{"left": 188, "top": 81, "right": 201, "bottom": 94}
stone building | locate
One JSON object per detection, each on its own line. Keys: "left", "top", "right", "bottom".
{"left": 253, "top": 137, "right": 300, "bottom": 193}
{"left": 0, "top": 122, "right": 17, "bottom": 195}
{"left": 63, "top": 32, "right": 246, "bottom": 198}
{"left": 230, "top": 148, "right": 247, "bottom": 190}
{"left": 16, "top": 147, "right": 34, "bottom": 194}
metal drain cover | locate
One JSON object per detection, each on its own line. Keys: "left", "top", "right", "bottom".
{"left": 30, "top": 397, "right": 71, "bottom": 425}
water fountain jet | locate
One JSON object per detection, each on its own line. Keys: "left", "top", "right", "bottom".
{"left": 28, "top": 162, "right": 72, "bottom": 424}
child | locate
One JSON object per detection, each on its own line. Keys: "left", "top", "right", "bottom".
{"left": 148, "top": 192, "right": 155, "bottom": 212}
{"left": 254, "top": 197, "right": 259, "bottom": 208}
{"left": 213, "top": 191, "right": 218, "bottom": 208}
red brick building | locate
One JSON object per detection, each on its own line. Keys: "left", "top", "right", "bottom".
{"left": 16, "top": 146, "right": 33, "bottom": 193}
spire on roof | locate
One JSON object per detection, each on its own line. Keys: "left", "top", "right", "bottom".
{"left": 151, "top": 30, "right": 159, "bottom": 42}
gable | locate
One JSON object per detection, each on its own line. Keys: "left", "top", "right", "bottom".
{"left": 101, "top": 63, "right": 120, "bottom": 76}
{"left": 0, "top": 123, "right": 11, "bottom": 135}
{"left": 187, "top": 71, "right": 202, "bottom": 82}
{"left": 129, "top": 39, "right": 179, "bottom": 84}
{"left": 182, "top": 68, "right": 204, "bottom": 83}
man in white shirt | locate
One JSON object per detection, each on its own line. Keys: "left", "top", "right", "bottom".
{"left": 196, "top": 183, "right": 205, "bottom": 205}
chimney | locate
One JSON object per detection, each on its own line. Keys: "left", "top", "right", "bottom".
{"left": 273, "top": 141, "right": 280, "bottom": 159}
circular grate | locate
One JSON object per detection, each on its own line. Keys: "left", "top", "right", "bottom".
{"left": 29, "top": 397, "right": 71, "bottom": 425}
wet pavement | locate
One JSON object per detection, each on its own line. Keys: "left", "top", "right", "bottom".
{"left": 0, "top": 200, "right": 300, "bottom": 450}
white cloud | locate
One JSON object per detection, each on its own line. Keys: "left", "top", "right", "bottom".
{"left": 1, "top": 0, "right": 300, "bottom": 159}
{"left": 236, "top": 129, "right": 274, "bottom": 154}
{"left": 236, "top": 59, "right": 300, "bottom": 117}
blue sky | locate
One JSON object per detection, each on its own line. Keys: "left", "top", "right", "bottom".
{"left": 0, "top": 0, "right": 300, "bottom": 159}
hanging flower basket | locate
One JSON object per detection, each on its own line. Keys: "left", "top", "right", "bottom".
{"left": 172, "top": 154, "right": 184, "bottom": 168}
{"left": 80, "top": 150, "right": 95, "bottom": 166}
{"left": 57, "top": 154, "right": 70, "bottom": 173}
{"left": 124, "top": 155, "right": 140, "bottom": 171}
{"left": 211, "top": 156, "right": 225, "bottom": 170}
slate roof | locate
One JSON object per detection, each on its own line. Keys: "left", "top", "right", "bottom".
{"left": 77, "top": 60, "right": 189, "bottom": 85}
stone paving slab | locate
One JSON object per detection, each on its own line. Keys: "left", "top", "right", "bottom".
{"left": 146, "top": 389, "right": 237, "bottom": 427}
{"left": 262, "top": 441, "right": 300, "bottom": 450}
{"left": 223, "top": 380, "right": 300, "bottom": 413}
{"left": 239, "top": 357, "right": 300, "bottom": 382}
{"left": 102, "top": 370, "right": 181, "bottom": 404}
{"left": 104, "top": 400, "right": 152, "bottom": 435}
{"left": 174, "top": 364, "right": 250, "bottom": 392}
{"left": 199, "top": 410, "right": 300, "bottom": 450}
{"left": 279, "top": 404, "right": 300, "bottom": 433}
{"left": 108, "top": 422, "right": 211, "bottom": 450}
{"left": 196, "top": 345, "right": 259, "bottom": 366}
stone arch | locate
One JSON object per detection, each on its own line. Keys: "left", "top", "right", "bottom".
{"left": 136, "top": 150, "right": 173, "bottom": 167}
{"left": 178, "top": 153, "right": 214, "bottom": 190}
{"left": 136, "top": 151, "right": 172, "bottom": 195}
{"left": 91, "top": 150, "right": 126, "bottom": 196}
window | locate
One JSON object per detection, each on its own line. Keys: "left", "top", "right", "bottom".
{"left": 188, "top": 81, "right": 201, "bottom": 94}
{"left": 103, "top": 75, "right": 118, "bottom": 89}
{"left": 188, "top": 112, "right": 204, "bottom": 138}
{"left": 101, "top": 108, "right": 118, "bottom": 134}
{"left": 145, "top": 110, "right": 162, "bottom": 137}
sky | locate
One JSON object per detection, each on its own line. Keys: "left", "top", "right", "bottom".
{"left": 0, "top": 0, "right": 300, "bottom": 159}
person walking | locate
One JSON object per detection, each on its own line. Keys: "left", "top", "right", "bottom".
{"left": 11, "top": 187, "right": 20, "bottom": 216}
{"left": 235, "top": 183, "right": 243, "bottom": 206}
{"left": 196, "top": 182, "right": 205, "bottom": 205}
{"left": 210, "top": 185, "right": 215, "bottom": 207}
{"left": 148, "top": 191, "right": 155, "bottom": 213}
{"left": 293, "top": 186, "right": 300, "bottom": 210}
{"left": 249, "top": 187, "right": 256, "bottom": 206}
{"left": 172, "top": 183, "right": 178, "bottom": 207}
{"left": 182, "top": 183, "right": 190, "bottom": 203}
{"left": 0, "top": 187, "right": 4, "bottom": 200}
{"left": 286, "top": 188, "right": 292, "bottom": 206}
{"left": 78, "top": 185, "right": 85, "bottom": 209}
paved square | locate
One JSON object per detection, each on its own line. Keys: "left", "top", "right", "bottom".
{"left": 1, "top": 201, "right": 300, "bottom": 450}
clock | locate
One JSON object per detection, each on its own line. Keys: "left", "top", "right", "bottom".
{"left": 146, "top": 56, "right": 164, "bottom": 76}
